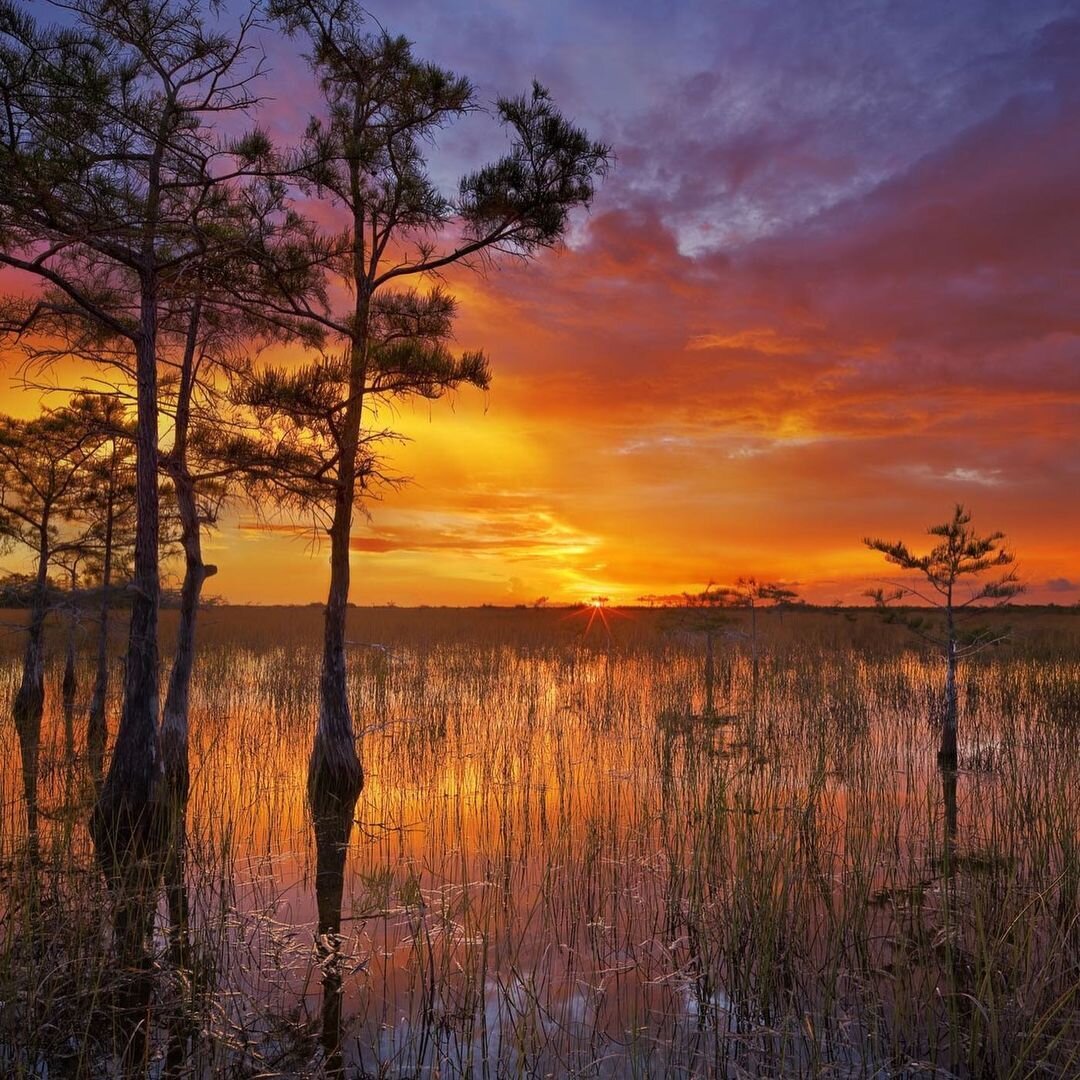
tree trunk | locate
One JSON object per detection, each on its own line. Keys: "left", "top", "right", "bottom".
{"left": 160, "top": 477, "right": 214, "bottom": 803}
{"left": 311, "top": 293, "right": 366, "bottom": 811}
{"left": 160, "top": 472, "right": 214, "bottom": 972}
{"left": 703, "top": 629, "right": 715, "bottom": 718}
{"left": 90, "top": 295, "right": 164, "bottom": 875}
{"left": 62, "top": 566, "right": 78, "bottom": 762}
{"left": 311, "top": 495, "right": 362, "bottom": 1074}
{"left": 159, "top": 300, "right": 209, "bottom": 970}
{"left": 308, "top": 186, "right": 368, "bottom": 1077}
{"left": 309, "top": 164, "right": 368, "bottom": 812}
{"left": 313, "top": 493, "right": 364, "bottom": 808}
{"left": 13, "top": 522, "right": 50, "bottom": 842}
{"left": 87, "top": 445, "right": 117, "bottom": 782}
{"left": 939, "top": 638, "right": 959, "bottom": 768}
{"left": 160, "top": 297, "right": 207, "bottom": 804}
{"left": 941, "top": 761, "right": 958, "bottom": 844}
{"left": 62, "top": 630, "right": 76, "bottom": 707}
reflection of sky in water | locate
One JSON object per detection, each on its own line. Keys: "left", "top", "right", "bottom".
{"left": 1, "top": 610, "right": 1075, "bottom": 1075}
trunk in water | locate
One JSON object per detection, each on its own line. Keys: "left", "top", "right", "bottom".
{"left": 161, "top": 295, "right": 206, "bottom": 804}
{"left": 62, "top": 626, "right": 76, "bottom": 710}
{"left": 90, "top": 301, "right": 165, "bottom": 911}
{"left": 939, "top": 637, "right": 959, "bottom": 768}
{"left": 160, "top": 474, "right": 214, "bottom": 804}
{"left": 312, "top": 504, "right": 364, "bottom": 806}
{"left": 87, "top": 446, "right": 118, "bottom": 783}
{"left": 312, "top": 494, "right": 362, "bottom": 1072}
{"left": 13, "top": 527, "right": 49, "bottom": 842}
{"left": 310, "top": 327, "right": 365, "bottom": 811}
{"left": 62, "top": 568, "right": 78, "bottom": 762}
{"left": 164, "top": 823, "right": 192, "bottom": 972}
{"left": 309, "top": 461, "right": 363, "bottom": 1080}
{"left": 941, "top": 761, "right": 958, "bottom": 843}
{"left": 703, "top": 630, "right": 715, "bottom": 718}
{"left": 159, "top": 298, "right": 209, "bottom": 968}
{"left": 309, "top": 234, "right": 368, "bottom": 1076}
{"left": 308, "top": 338, "right": 365, "bottom": 1072}
{"left": 161, "top": 471, "right": 214, "bottom": 970}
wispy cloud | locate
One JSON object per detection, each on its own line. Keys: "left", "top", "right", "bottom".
{"left": 1046, "top": 577, "right": 1079, "bottom": 593}
{"left": 888, "top": 465, "right": 1007, "bottom": 488}
{"left": 17, "top": 2, "right": 1077, "bottom": 605}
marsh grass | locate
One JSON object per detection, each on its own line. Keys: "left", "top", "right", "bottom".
{"left": 0, "top": 607, "right": 1078, "bottom": 1077}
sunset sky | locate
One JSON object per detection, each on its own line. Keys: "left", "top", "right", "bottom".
{"left": 4, "top": 0, "right": 1080, "bottom": 605}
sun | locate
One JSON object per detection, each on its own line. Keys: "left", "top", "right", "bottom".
{"left": 559, "top": 593, "right": 632, "bottom": 636}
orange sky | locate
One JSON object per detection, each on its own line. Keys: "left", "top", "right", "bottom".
{"left": 2, "top": 1, "right": 1078, "bottom": 606}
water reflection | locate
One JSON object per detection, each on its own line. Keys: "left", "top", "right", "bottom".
{"left": 0, "top": 612, "right": 1077, "bottom": 1076}
{"left": 941, "top": 762, "right": 958, "bottom": 846}
{"left": 313, "top": 787, "right": 361, "bottom": 1074}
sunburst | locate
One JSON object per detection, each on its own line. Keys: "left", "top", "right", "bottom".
{"left": 561, "top": 594, "right": 631, "bottom": 637}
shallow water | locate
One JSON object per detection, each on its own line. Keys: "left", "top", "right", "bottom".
{"left": 1, "top": 608, "right": 1078, "bottom": 1077}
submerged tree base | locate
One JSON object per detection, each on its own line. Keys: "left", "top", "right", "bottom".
{"left": 89, "top": 784, "right": 169, "bottom": 968}
{"left": 938, "top": 717, "right": 959, "bottom": 769}
{"left": 90, "top": 782, "right": 168, "bottom": 863}
{"left": 13, "top": 684, "right": 44, "bottom": 843}
{"left": 308, "top": 734, "right": 364, "bottom": 818}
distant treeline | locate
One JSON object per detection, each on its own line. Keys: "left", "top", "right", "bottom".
{"left": 0, "top": 574, "right": 223, "bottom": 611}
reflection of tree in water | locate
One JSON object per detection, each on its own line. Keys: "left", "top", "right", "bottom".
{"left": 91, "top": 748, "right": 191, "bottom": 1071}
{"left": 96, "top": 837, "right": 164, "bottom": 1072}
{"left": 161, "top": 790, "right": 196, "bottom": 1075}
{"left": 941, "top": 764, "right": 958, "bottom": 851}
{"left": 313, "top": 787, "right": 361, "bottom": 1076}
{"left": 80, "top": 731, "right": 181, "bottom": 1072}
{"left": 936, "top": 761, "right": 980, "bottom": 1077}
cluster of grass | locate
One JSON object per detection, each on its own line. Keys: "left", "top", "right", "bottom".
{"left": 0, "top": 607, "right": 1077, "bottom": 1076}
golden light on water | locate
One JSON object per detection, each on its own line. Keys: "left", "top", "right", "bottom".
{"left": 2, "top": 607, "right": 1079, "bottom": 1072}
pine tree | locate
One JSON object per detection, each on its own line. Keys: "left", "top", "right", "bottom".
{"left": 865, "top": 504, "right": 1022, "bottom": 766}
{"left": 0, "top": 0, "right": 265, "bottom": 870}
{"left": 244, "top": 0, "right": 609, "bottom": 822}
{"left": 0, "top": 404, "right": 105, "bottom": 840}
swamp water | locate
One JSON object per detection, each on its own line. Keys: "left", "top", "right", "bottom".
{"left": 1, "top": 608, "right": 1077, "bottom": 1077}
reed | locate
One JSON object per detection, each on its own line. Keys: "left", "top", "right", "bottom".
{"left": 1, "top": 606, "right": 1077, "bottom": 1076}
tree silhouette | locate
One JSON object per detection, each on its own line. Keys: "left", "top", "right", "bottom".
{"left": 672, "top": 584, "right": 738, "bottom": 719}
{"left": 52, "top": 545, "right": 88, "bottom": 762}
{"left": 155, "top": 299, "right": 284, "bottom": 971}
{"left": 0, "top": 404, "right": 103, "bottom": 842}
{"left": 76, "top": 396, "right": 137, "bottom": 783}
{"left": 0, "top": 0, "right": 266, "bottom": 885}
{"left": 718, "top": 577, "right": 799, "bottom": 659}
{"left": 243, "top": 0, "right": 610, "bottom": 830}
{"left": 156, "top": 302, "right": 276, "bottom": 806}
{"left": 864, "top": 504, "right": 1022, "bottom": 767}
{"left": 15, "top": 277, "right": 295, "bottom": 803}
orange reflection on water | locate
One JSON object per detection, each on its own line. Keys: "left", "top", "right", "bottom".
{"left": 1, "top": 608, "right": 1077, "bottom": 1075}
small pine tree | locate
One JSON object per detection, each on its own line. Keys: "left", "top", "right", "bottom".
{"left": 864, "top": 504, "right": 1022, "bottom": 767}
